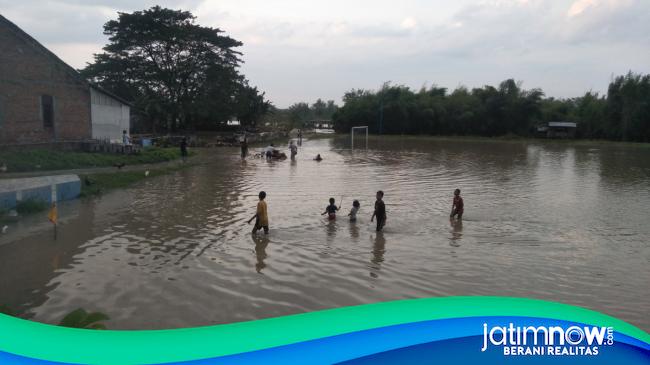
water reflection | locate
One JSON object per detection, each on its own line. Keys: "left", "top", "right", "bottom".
{"left": 252, "top": 234, "right": 269, "bottom": 274}
{"left": 348, "top": 222, "right": 360, "bottom": 240}
{"left": 370, "top": 232, "right": 386, "bottom": 278}
{"left": 449, "top": 218, "right": 463, "bottom": 247}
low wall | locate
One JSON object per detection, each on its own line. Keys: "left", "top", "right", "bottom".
{"left": 0, "top": 175, "right": 80, "bottom": 210}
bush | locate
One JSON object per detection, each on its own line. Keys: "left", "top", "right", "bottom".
{"left": 15, "top": 199, "right": 49, "bottom": 214}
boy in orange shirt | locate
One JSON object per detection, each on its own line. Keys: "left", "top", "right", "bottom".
{"left": 248, "top": 191, "right": 269, "bottom": 234}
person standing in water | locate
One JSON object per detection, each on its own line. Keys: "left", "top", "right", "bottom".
{"left": 348, "top": 200, "right": 360, "bottom": 222}
{"left": 371, "top": 191, "right": 386, "bottom": 231}
{"left": 289, "top": 140, "right": 298, "bottom": 160}
{"left": 321, "top": 197, "right": 340, "bottom": 220}
{"left": 240, "top": 136, "right": 248, "bottom": 159}
{"left": 248, "top": 191, "right": 269, "bottom": 234}
{"left": 180, "top": 137, "right": 188, "bottom": 162}
{"left": 450, "top": 188, "right": 464, "bottom": 220}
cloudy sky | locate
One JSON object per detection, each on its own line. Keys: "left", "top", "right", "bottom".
{"left": 1, "top": 0, "right": 649, "bottom": 107}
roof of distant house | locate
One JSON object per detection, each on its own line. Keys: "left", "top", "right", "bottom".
{"left": 548, "top": 121, "right": 577, "bottom": 128}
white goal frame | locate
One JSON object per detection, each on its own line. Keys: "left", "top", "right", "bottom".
{"left": 351, "top": 126, "right": 368, "bottom": 150}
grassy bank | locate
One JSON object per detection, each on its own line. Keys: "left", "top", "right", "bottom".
{"left": 80, "top": 164, "right": 191, "bottom": 197}
{"left": 0, "top": 199, "right": 50, "bottom": 223}
{"left": 0, "top": 147, "right": 183, "bottom": 173}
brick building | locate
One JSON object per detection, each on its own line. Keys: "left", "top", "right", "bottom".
{"left": 0, "top": 14, "right": 131, "bottom": 145}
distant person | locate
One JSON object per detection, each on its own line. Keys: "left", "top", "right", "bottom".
{"left": 240, "top": 137, "right": 248, "bottom": 159}
{"left": 348, "top": 200, "right": 360, "bottom": 222}
{"left": 450, "top": 188, "right": 464, "bottom": 220}
{"left": 371, "top": 190, "right": 386, "bottom": 231}
{"left": 289, "top": 140, "right": 298, "bottom": 160}
{"left": 321, "top": 197, "right": 340, "bottom": 220}
{"left": 314, "top": 154, "right": 323, "bottom": 161}
{"left": 298, "top": 129, "right": 303, "bottom": 146}
{"left": 122, "top": 130, "right": 131, "bottom": 145}
{"left": 265, "top": 143, "right": 275, "bottom": 160}
{"left": 180, "top": 137, "right": 188, "bottom": 162}
{"left": 248, "top": 191, "right": 269, "bottom": 234}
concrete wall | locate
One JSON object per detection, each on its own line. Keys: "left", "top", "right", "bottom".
{"left": 0, "top": 175, "right": 80, "bottom": 210}
{"left": 90, "top": 88, "right": 130, "bottom": 143}
{"left": 0, "top": 18, "right": 91, "bottom": 144}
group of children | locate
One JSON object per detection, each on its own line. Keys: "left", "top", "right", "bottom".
{"left": 248, "top": 189, "right": 464, "bottom": 235}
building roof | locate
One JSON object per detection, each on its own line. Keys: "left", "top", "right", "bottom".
{"left": 0, "top": 14, "right": 87, "bottom": 85}
{"left": 548, "top": 121, "right": 577, "bottom": 128}
{"left": 90, "top": 85, "right": 134, "bottom": 107}
{"left": 1, "top": 14, "right": 133, "bottom": 108}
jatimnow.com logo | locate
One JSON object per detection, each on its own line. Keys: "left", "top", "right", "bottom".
{"left": 481, "top": 323, "right": 614, "bottom": 356}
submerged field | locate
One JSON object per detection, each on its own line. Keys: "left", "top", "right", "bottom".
{"left": 0, "top": 136, "right": 648, "bottom": 331}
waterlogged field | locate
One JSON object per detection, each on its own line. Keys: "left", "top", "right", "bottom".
{"left": 0, "top": 136, "right": 648, "bottom": 330}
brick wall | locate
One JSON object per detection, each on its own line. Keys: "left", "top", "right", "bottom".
{"left": 0, "top": 21, "right": 91, "bottom": 144}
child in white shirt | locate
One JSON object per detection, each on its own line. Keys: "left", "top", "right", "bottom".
{"left": 348, "top": 200, "right": 360, "bottom": 222}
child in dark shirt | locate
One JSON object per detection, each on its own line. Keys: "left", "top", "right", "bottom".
{"left": 321, "top": 197, "right": 340, "bottom": 220}
{"left": 450, "top": 189, "right": 464, "bottom": 220}
{"left": 371, "top": 191, "right": 386, "bottom": 231}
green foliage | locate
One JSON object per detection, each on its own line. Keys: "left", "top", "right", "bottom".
{"left": 286, "top": 99, "right": 339, "bottom": 128}
{"left": 80, "top": 164, "right": 190, "bottom": 197}
{"left": 81, "top": 6, "right": 270, "bottom": 132}
{"left": 15, "top": 199, "right": 49, "bottom": 214}
{"left": 59, "top": 309, "right": 109, "bottom": 330}
{"left": 333, "top": 73, "right": 650, "bottom": 142}
{"left": 0, "top": 147, "right": 181, "bottom": 172}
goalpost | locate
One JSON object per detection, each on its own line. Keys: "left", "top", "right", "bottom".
{"left": 351, "top": 126, "right": 369, "bottom": 150}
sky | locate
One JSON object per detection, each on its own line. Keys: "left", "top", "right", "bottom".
{"left": 1, "top": 0, "right": 649, "bottom": 108}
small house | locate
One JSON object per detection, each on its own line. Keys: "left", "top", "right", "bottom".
{"left": 537, "top": 121, "right": 577, "bottom": 139}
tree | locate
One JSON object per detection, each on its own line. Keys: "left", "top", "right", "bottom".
{"left": 81, "top": 6, "right": 268, "bottom": 132}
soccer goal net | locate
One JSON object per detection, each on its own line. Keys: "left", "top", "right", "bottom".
{"left": 351, "top": 126, "right": 369, "bottom": 150}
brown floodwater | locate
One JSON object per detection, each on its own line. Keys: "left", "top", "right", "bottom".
{"left": 0, "top": 136, "right": 649, "bottom": 331}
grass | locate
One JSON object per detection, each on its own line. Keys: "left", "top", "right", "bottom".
{"left": 0, "top": 147, "right": 184, "bottom": 173}
{"left": 0, "top": 199, "right": 49, "bottom": 223}
{"left": 80, "top": 164, "right": 191, "bottom": 198}
{"left": 15, "top": 199, "right": 49, "bottom": 214}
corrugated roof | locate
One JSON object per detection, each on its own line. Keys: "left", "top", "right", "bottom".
{"left": 548, "top": 121, "right": 577, "bottom": 128}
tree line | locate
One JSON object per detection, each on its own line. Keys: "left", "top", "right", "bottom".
{"left": 333, "top": 73, "right": 650, "bottom": 142}
{"left": 81, "top": 6, "right": 270, "bottom": 133}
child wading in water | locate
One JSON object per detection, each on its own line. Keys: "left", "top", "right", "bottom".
{"left": 348, "top": 200, "right": 360, "bottom": 222}
{"left": 321, "top": 197, "right": 340, "bottom": 220}
{"left": 371, "top": 191, "right": 386, "bottom": 231}
{"left": 248, "top": 191, "right": 269, "bottom": 234}
{"left": 450, "top": 189, "right": 464, "bottom": 220}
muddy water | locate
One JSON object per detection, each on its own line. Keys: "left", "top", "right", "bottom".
{"left": 0, "top": 137, "right": 649, "bottom": 330}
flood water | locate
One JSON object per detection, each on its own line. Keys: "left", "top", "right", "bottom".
{"left": 0, "top": 136, "right": 649, "bottom": 331}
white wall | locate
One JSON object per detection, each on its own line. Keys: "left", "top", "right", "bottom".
{"left": 90, "top": 88, "right": 130, "bottom": 142}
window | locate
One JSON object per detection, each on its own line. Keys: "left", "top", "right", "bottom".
{"left": 41, "top": 95, "right": 54, "bottom": 128}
